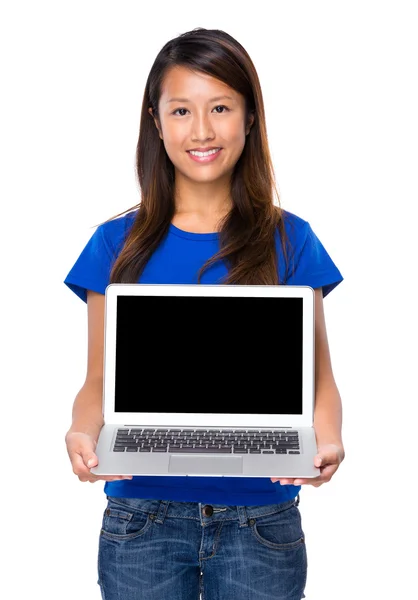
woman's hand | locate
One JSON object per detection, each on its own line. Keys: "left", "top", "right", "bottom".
{"left": 270, "top": 443, "right": 345, "bottom": 487}
{"left": 65, "top": 431, "right": 133, "bottom": 483}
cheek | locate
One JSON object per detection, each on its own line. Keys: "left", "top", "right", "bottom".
{"left": 220, "top": 120, "right": 247, "bottom": 155}
{"left": 162, "top": 127, "right": 183, "bottom": 147}
{"left": 219, "top": 117, "right": 246, "bottom": 141}
{"left": 160, "top": 130, "right": 185, "bottom": 162}
{"left": 226, "top": 130, "right": 247, "bottom": 159}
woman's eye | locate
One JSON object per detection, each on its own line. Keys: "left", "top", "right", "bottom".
{"left": 172, "top": 105, "right": 229, "bottom": 116}
{"left": 213, "top": 105, "right": 229, "bottom": 113}
{"left": 173, "top": 108, "right": 188, "bottom": 116}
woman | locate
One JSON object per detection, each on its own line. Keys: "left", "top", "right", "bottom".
{"left": 64, "top": 27, "right": 345, "bottom": 600}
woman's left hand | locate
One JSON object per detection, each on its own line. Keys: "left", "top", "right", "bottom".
{"left": 270, "top": 443, "right": 345, "bottom": 487}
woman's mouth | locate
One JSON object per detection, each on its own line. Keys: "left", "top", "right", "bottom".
{"left": 186, "top": 148, "right": 223, "bottom": 163}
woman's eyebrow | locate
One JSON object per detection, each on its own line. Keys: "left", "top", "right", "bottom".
{"left": 166, "top": 95, "right": 234, "bottom": 103}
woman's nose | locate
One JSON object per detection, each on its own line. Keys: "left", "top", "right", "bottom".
{"left": 191, "top": 113, "right": 215, "bottom": 140}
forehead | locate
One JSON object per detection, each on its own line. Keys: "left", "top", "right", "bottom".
{"left": 160, "top": 66, "right": 239, "bottom": 104}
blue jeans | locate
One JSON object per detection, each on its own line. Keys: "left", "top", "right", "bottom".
{"left": 97, "top": 494, "right": 307, "bottom": 600}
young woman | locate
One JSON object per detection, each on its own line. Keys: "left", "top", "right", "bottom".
{"left": 64, "top": 27, "right": 345, "bottom": 600}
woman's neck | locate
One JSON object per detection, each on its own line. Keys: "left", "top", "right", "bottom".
{"left": 173, "top": 184, "right": 232, "bottom": 233}
{"left": 171, "top": 208, "right": 229, "bottom": 233}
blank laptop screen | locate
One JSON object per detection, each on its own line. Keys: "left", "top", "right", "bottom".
{"left": 114, "top": 295, "right": 304, "bottom": 414}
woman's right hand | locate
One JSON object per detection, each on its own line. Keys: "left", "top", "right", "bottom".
{"left": 65, "top": 431, "right": 133, "bottom": 483}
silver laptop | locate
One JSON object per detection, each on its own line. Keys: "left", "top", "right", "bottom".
{"left": 90, "top": 283, "right": 320, "bottom": 478}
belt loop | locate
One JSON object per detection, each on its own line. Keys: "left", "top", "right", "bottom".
{"left": 236, "top": 505, "right": 249, "bottom": 527}
{"left": 294, "top": 493, "right": 300, "bottom": 507}
{"left": 155, "top": 500, "right": 169, "bottom": 524}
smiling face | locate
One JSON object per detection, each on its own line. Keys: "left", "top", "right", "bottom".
{"left": 149, "top": 66, "right": 254, "bottom": 186}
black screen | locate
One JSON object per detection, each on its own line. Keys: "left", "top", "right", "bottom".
{"left": 114, "top": 295, "right": 304, "bottom": 414}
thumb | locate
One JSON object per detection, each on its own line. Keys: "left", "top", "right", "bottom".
{"left": 83, "top": 453, "right": 98, "bottom": 468}
{"left": 314, "top": 455, "right": 323, "bottom": 467}
{"left": 77, "top": 436, "right": 99, "bottom": 468}
{"left": 86, "top": 454, "right": 97, "bottom": 467}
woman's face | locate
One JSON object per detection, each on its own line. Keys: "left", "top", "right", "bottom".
{"left": 149, "top": 66, "right": 254, "bottom": 185}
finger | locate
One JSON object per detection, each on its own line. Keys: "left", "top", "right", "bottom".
{"left": 291, "top": 476, "right": 321, "bottom": 486}
{"left": 88, "top": 474, "right": 133, "bottom": 482}
{"left": 82, "top": 453, "right": 133, "bottom": 481}
{"left": 87, "top": 477, "right": 128, "bottom": 483}
{"left": 71, "top": 452, "right": 93, "bottom": 478}
{"left": 295, "top": 464, "right": 337, "bottom": 486}
{"left": 317, "top": 464, "right": 338, "bottom": 481}
{"left": 85, "top": 454, "right": 99, "bottom": 469}
{"left": 276, "top": 479, "right": 295, "bottom": 485}
{"left": 293, "top": 478, "right": 320, "bottom": 485}
{"left": 72, "top": 453, "right": 132, "bottom": 482}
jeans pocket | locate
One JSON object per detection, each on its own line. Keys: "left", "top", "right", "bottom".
{"left": 249, "top": 505, "right": 305, "bottom": 550}
{"left": 100, "top": 498, "right": 153, "bottom": 541}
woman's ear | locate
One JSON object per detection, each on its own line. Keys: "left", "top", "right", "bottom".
{"left": 148, "top": 107, "right": 163, "bottom": 140}
{"left": 246, "top": 111, "right": 255, "bottom": 135}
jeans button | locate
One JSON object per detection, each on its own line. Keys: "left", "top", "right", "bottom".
{"left": 202, "top": 505, "right": 214, "bottom": 517}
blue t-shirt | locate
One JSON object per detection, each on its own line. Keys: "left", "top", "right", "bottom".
{"left": 64, "top": 209, "right": 343, "bottom": 505}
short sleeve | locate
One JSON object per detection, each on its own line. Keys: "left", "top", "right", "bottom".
{"left": 286, "top": 221, "right": 344, "bottom": 298}
{"left": 63, "top": 225, "right": 115, "bottom": 303}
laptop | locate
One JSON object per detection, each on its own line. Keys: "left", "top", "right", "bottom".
{"left": 90, "top": 283, "right": 320, "bottom": 478}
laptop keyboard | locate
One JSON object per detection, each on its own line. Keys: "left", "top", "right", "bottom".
{"left": 112, "top": 428, "right": 300, "bottom": 454}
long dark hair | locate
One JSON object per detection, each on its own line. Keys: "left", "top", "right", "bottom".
{"left": 98, "top": 27, "right": 295, "bottom": 284}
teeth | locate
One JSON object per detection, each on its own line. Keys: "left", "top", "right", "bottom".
{"left": 189, "top": 148, "right": 220, "bottom": 157}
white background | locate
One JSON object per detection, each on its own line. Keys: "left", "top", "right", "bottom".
{"left": 1, "top": 1, "right": 417, "bottom": 599}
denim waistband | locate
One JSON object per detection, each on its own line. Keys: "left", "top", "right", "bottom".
{"left": 105, "top": 494, "right": 300, "bottom": 527}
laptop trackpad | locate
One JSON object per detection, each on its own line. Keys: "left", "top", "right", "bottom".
{"left": 169, "top": 455, "right": 243, "bottom": 474}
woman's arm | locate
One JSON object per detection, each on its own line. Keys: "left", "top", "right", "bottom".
{"left": 313, "top": 287, "right": 344, "bottom": 454}
{"left": 272, "top": 287, "right": 344, "bottom": 485}
{"left": 65, "top": 290, "right": 106, "bottom": 440}
{"left": 65, "top": 377, "right": 104, "bottom": 440}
